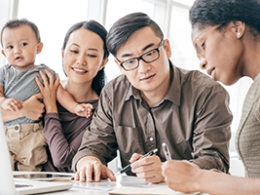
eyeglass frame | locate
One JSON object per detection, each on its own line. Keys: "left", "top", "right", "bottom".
{"left": 116, "top": 40, "right": 164, "bottom": 71}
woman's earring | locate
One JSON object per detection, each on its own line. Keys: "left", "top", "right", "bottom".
{"left": 237, "top": 32, "right": 241, "bottom": 38}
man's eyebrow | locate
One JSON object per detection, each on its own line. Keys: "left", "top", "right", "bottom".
{"left": 120, "top": 42, "right": 156, "bottom": 58}
{"left": 142, "top": 43, "right": 155, "bottom": 51}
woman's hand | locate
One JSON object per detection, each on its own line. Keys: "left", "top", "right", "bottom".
{"left": 35, "top": 70, "right": 60, "bottom": 113}
{"left": 162, "top": 160, "right": 201, "bottom": 193}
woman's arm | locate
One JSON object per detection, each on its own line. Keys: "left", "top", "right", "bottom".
{"left": 1, "top": 93, "right": 44, "bottom": 122}
{"left": 162, "top": 160, "right": 260, "bottom": 195}
{"left": 35, "top": 70, "right": 84, "bottom": 168}
{"left": 44, "top": 113, "right": 86, "bottom": 167}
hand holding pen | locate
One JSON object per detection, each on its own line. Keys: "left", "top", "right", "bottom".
{"left": 125, "top": 148, "right": 164, "bottom": 183}
{"left": 117, "top": 148, "right": 158, "bottom": 175}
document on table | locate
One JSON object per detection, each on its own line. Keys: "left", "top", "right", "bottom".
{"left": 72, "top": 175, "right": 200, "bottom": 195}
{"left": 109, "top": 175, "right": 201, "bottom": 195}
{"left": 72, "top": 175, "right": 147, "bottom": 191}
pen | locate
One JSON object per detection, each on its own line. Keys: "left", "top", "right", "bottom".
{"left": 162, "top": 142, "right": 172, "bottom": 161}
{"left": 118, "top": 148, "right": 158, "bottom": 175}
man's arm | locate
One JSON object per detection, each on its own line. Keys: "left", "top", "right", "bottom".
{"left": 72, "top": 85, "right": 118, "bottom": 181}
{"left": 191, "top": 84, "right": 233, "bottom": 172}
{"left": 162, "top": 160, "right": 260, "bottom": 195}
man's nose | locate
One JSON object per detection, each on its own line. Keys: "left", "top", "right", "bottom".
{"left": 138, "top": 59, "right": 151, "bottom": 73}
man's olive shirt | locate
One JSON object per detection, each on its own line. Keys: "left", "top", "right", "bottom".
{"left": 72, "top": 63, "right": 232, "bottom": 173}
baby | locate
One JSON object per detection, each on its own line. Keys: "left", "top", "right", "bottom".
{"left": 0, "top": 19, "right": 92, "bottom": 171}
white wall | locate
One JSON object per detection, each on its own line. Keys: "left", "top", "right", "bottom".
{"left": 0, "top": 0, "right": 12, "bottom": 65}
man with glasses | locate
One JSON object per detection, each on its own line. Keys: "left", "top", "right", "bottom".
{"left": 72, "top": 12, "right": 232, "bottom": 183}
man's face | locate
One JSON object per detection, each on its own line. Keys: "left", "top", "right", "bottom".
{"left": 1, "top": 24, "right": 42, "bottom": 70}
{"left": 115, "top": 27, "right": 172, "bottom": 96}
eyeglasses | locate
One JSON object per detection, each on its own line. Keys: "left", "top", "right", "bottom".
{"left": 117, "top": 40, "right": 164, "bottom": 71}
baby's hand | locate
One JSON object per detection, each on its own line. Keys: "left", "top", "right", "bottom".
{"left": 0, "top": 98, "right": 23, "bottom": 111}
{"left": 74, "top": 103, "right": 94, "bottom": 118}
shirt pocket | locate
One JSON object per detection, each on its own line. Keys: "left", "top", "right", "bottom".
{"left": 115, "top": 126, "right": 145, "bottom": 161}
{"left": 174, "top": 140, "right": 193, "bottom": 160}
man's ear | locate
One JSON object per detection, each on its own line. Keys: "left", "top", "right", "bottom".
{"left": 1, "top": 49, "right": 6, "bottom": 57}
{"left": 36, "top": 42, "right": 43, "bottom": 54}
{"left": 163, "top": 39, "right": 172, "bottom": 58}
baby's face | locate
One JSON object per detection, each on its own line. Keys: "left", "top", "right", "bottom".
{"left": 1, "top": 24, "right": 42, "bottom": 70}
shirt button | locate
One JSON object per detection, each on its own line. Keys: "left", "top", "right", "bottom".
{"left": 14, "top": 126, "right": 19, "bottom": 130}
{"left": 149, "top": 137, "right": 154, "bottom": 142}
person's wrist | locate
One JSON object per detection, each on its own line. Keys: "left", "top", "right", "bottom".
{"left": 46, "top": 103, "right": 58, "bottom": 113}
{"left": 194, "top": 168, "right": 208, "bottom": 192}
{"left": 73, "top": 102, "right": 80, "bottom": 114}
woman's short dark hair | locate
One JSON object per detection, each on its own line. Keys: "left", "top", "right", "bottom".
{"left": 189, "top": 0, "right": 260, "bottom": 35}
{"left": 1, "top": 18, "right": 41, "bottom": 46}
{"left": 106, "top": 12, "right": 164, "bottom": 56}
{"left": 62, "top": 20, "right": 109, "bottom": 95}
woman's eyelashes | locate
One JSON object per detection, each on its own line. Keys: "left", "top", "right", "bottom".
{"left": 87, "top": 54, "right": 97, "bottom": 58}
{"left": 70, "top": 49, "right": 79, "bottom": 54}
{"left": 69, "top": 47, "right": 98, "bottom": 59}
{"left": 200, "top": 41, "right": 205, "bottom": 51}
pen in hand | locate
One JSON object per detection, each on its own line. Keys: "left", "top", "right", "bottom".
{"left": 117, "top": 148, "right": 158, "bottom": 175}
{"left": 162, "top": 142, "right": 172, "bottom": 161}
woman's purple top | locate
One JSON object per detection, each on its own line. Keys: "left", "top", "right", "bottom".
{"left": 42, "top": 100, "right": 98, "bottom": 172}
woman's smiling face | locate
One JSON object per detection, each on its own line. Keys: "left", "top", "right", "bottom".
{"left": 62, "top": 27, "right": 106, "bottom": 84}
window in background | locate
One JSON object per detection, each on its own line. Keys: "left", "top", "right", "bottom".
{"left": 169, "top": 3, "right": 199, "bottom": 70}
{"left": 17, "top": 0, "right": 89, "bottom": 79}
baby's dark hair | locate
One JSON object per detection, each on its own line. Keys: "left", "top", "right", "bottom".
{"left": 1, "top": 19, "right": 41, "bottom": 46}
{"left": 190, "top": 0, "right": 260, "bottom": 35}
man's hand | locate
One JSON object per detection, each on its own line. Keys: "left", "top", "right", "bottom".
{"left": 161, "top": 160, "right": 201, "bottom": 193}
{"left": 75, "top": 156, "right": 116, "bottom": 182}
{"left": 21, "top": 93, "right": 45, "bottom": 120}
{"left": 0, "top": 98, "right": 23, "bottom": 111}
{"left": 130, "top": 153, "right": 164, "bottom": 183}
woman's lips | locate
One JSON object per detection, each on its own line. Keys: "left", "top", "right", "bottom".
{"left": 72, "top": 67, "right": 87, "bottom": 73}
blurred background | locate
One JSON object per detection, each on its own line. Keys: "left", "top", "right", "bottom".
{"left": 0, "top": 0, "right": 251, "bottom": 175}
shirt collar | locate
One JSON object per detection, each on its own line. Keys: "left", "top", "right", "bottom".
{"left": 164, "top": 61, "right": 181, "bottom": 106}
{"left": 124, "top": 60, "right": 181, "bottom": 106}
